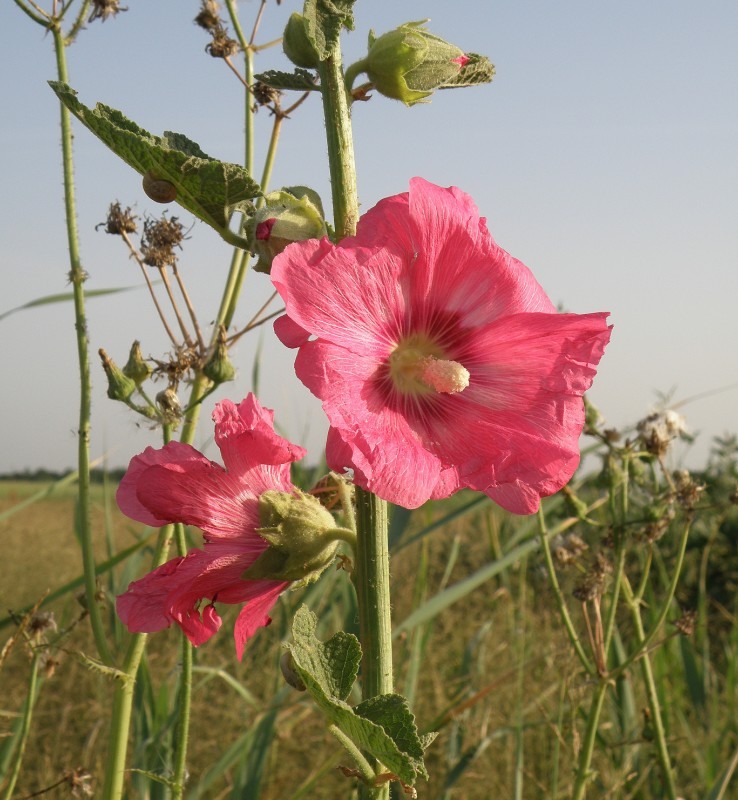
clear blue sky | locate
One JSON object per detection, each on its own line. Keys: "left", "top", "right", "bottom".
{"left": 1, "top": 0, "right": 737, "bottom": 474}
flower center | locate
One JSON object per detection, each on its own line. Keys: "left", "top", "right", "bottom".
{"left": 388, "top": 337, "right": 470, "bottom": 395}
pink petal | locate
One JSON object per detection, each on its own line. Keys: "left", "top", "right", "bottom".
{"left": 274, "top": 314, "right": 310, "bottom": 348}
{"left": 295, "top": 341, "right": 443, "bottom": 508}
{"left": 116, "top": 542, "right": 277, "bottom": 651}
{"left": 272, "top": 238, "right": 408, "bottom": 357}
{"left": 233, "top": 581, "right": 289, "bottom": 660}
{"left": 212, "top": 395, "right": 305, "bottom": 492}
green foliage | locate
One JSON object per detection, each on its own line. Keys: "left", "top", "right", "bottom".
{"left": 254, "top": 68, "right": 320, "bottom": 92}
{"left": 286, "top": 605, "right": 434, "bottom": 785}
{"left": 49, "top": 83, "right": 261, "bottom": 244}
{"left": 301, "top": 0, "right": 356, "bottom": 60}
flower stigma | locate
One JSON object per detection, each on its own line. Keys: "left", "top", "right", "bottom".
{"left": 388, "top": 335, "right": 470, "bottom": 395}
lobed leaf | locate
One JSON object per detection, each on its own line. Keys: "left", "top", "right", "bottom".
{"left": 287, "top": 606, "right": 433, "bottom": 785}
{"left": 49, "top": 82, "right": 260, "bottom": 242}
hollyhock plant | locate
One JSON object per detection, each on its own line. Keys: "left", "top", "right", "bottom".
{"left": 271, "top": 177, "right": 612, "bottom": 514}
{"left": 116, "top": 393, "right": 340, "bottom": 659}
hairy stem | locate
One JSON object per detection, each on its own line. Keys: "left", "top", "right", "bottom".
{"left": 52, "top": 20, "right": 113, "bottom": 668}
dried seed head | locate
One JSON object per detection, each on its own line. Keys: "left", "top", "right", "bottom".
{"left": 251, "top": 81, "right": 283, "bottom": 107}
{"left": 674, "top": 609, "right": 697, "bottom": 637}
{"left": 673, "top": 469, "right": 704, "bottom": 511}
{"left": 141, "top": 215, "right": 186, "bottom": 268}
{"left": 206, "top": 28, "right": 240, "bottom": 58}
{"left": 573, "top": 552, "right": 612, "bottom": 602}
{"left": 638, "top": 409, "right": 688, "bottom": 456}
{"left": 28, "top": 611, "right": 57, "bottom": 643}
{"left": 194, "top": 0, "right": 222, "bottom": 31}
{"left": 89, "top": 0, "right": 126, "bottom": 23}
{"left": 97, "top": 202, "right": 137, "bottom": 236}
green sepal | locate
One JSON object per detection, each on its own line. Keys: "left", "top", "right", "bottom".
{"left": 286, "top": 606, "right": 434, "bottom": 786}
{"left": 243, "top": 490, "right": 339, "bottom": 587}
{"left": 254, "top": 68, "right": 320, "bottom": 92}
{"left": 438, "top": 52, "right": 495, "bottom": 89}
{"left": 49, "top": 83, "right": 260, "bottom": 245}
{"left": 302, "top": 0, "right": 356, "bottom": 61}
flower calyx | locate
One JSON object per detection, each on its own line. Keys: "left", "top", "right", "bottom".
{"left": 99, "top": 348, "right": 136, "bottom": 402}
{"left": 247, "top": 187, "right": 327, "bottom": 274}
{"left": 122, "top": 340, "right": 151, "bottom": 386}
{"left": 348, "top": 21, "right": 469, "bottom": 106}
{"left": 243, "top": 489, "right": 342, "bottom": 587}
{"left": 203, "top": 325, "right": 235, "bottom": 386}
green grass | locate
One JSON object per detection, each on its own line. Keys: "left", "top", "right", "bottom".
{"left": 2, "top": 465, "right": 738, "bottom": 799}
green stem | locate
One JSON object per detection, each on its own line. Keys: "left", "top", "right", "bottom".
{"left": 101, "top": 633, "right": 148, "bottom": 799}
{"left": 353, "top": 489, "right": 392, "bottom": 800}
{"left": 571, "top": 679, "right": 609, "bottom": 800}
{"left": 320, "top": 35, "right": 390, "bottom": 799}
{"left": 1, "top": 654, "right": 40, "bottom": 800}
{"left": 537, "top": 509, "right": 595, "bottom": 675}
{"left": 51, "top": 21, "right": 113, "bottom": 668}
{"left": 625, "top": 581, "right": 678, "bottom": 799}
{"left": 318, "top": 47, "right": 359, "bottom": 239}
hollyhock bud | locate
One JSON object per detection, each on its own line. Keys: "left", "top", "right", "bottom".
{"left": 248, "top": 187, "right": 327, "bottom": 274}
{"left": 203, "top": 325, "right": 235, "bottom": 385}
{"left": 282, "top": 12, "right": 320, "bottom": 69}
{"left": 350, "top": 21, "right": 469, "bottom": 106}
{"left": 243, "top": 489, "right": 340, "bottom": 587}
{"left": 122, "top": 340, "right": 151, "bottom": 386}
{"left": 99, "top": 348, "right": 136, "bottom": 402}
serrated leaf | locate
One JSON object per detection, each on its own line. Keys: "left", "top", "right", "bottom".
{"left": 288, "top": 605, "right": 360, "bottom": 701}
{"left": 303, "top": 0, "right": 356, "bottom": 60}
{"left": 287, "top": 606, "right": 434, "bottom": 785}
{"left": 439, "top": 53, "right": 495, "bottom": 89}
{"left": 49, "top": 82, "right": 260, "bottom": 243}
{"left": 255, "top": 68, "right": 320, "bottom": 92}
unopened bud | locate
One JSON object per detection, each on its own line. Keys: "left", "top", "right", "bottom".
{"left": 282, "top": 12, "right": 320, "bottom": 69}
{"left": 122, "top": 340, "right": 151, "bottom": 386}
{"left": 99, "top": 348, "right": 136, "bottom": 402}
{"left": 350, "top": 21, "right": 469, "bottom": 106}
{"left": 203, "top": 326, "right": 235, "bottom": 385}
{"left": 247, "top": 186, "right": 327, "bottom": 274}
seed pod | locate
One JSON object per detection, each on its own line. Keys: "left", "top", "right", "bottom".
{"left": 142, "top": 171, "right": 177, "bottom": 203}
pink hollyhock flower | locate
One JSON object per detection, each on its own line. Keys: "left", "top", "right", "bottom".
{"left": 116, "top": 394, "right": 313, "bottom": 660}
{"left": 271, "top": 178, "right": 612, "bottom": 514}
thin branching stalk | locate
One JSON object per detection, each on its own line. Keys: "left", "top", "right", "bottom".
{"left": 51, "top": 18, "right": 113, "bottom": 667}
{"left": 537, "top": 509, "right": 596, "bottom": 675}
{"left": 623, "top": 576, "right": 679, "bottom": 799}
{"left": 156, "top": 266, "right": 194, "bottom": 348}
{"left": 571, "top": 679, "right": 609, "bottom": 800}
{"left": 120, "top": 230, "right": 180, "bottom": 346}
{"left": 172, "top": 265, "right": 205, "bottom": 351}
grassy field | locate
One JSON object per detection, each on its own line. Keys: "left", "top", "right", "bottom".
{"left": 2, "top": 452, "right": 738, "bottom": 799}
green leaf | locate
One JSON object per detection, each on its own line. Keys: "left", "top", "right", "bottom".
{"left": 288, "top": 604, "right": 360, "bottom": 702}
{"left": 286, "top": 606, "right": 433, "bottom": 785}
{"left": 439, "top": 52, "right": 495, "bottom": 89}
{"left": 255, "top": 68, "right": 320, "bottom": 92}
{"left": 0, "top": 285, "right": 143, "bottom": 323}
{"left": 302, "top": 0, "right": 356, "bottom": 60}
{"left": 49, "top": 82, "right": 260, "bottom": 244}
